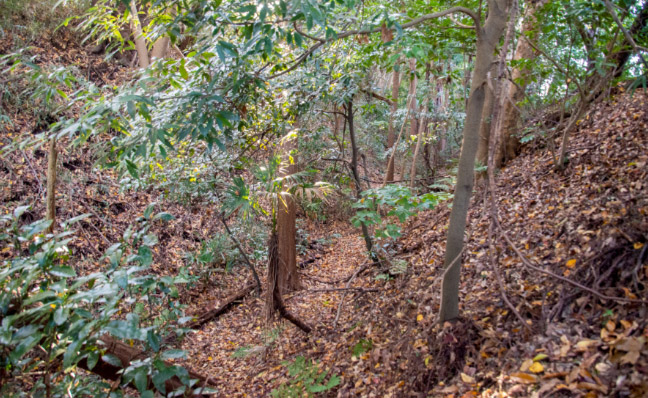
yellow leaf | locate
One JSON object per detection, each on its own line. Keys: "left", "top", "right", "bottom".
{"left": 529, "top": 362, "right": 544, "bottom": 373}
{"left": 566, "top": 259, "right": 577, "bottom": 268}
{"left": 634, "top": 242, "right": 644, "bottom": 250}
{"left": 417, "top": 314, "right": 424, "bottom": 322}
{"left": 520, "top": 358, "right": 533, "bottom": 371}
{"left": 208, "top": 356, "right": 213, "bottom": 361}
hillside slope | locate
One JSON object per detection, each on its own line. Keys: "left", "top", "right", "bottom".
{"left": 188, "top": 90, "right": 648, "bottom": 397}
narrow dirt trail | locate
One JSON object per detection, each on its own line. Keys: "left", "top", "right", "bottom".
{"left": 179, "top": 221, "right": 379, "bottom": 396}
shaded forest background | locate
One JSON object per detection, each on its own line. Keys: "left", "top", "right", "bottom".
{"left": 1, "top": 0, "right": 647, "bottom": 396}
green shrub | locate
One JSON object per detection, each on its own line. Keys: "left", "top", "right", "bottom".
{"left": 271, "top": 356, "right": 340, "bottom": 398}
{"left": 0, "top": 205, "right": 202, "bottom": 397}
{"left": 351, "top": 184, "right": 451, "bottom": 240}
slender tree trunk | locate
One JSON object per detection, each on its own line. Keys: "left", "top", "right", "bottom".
{"left": 401, "top": 59, "right": 418, "bottom": 181}
{"left": 494, "top": 0, "right": 547, "bottom": 168}
{"left": 410, "top": 63, "right": 432, "bottom": 188}
{"left": 437, "top": 73, "right": 449, "bottom": 160}
{"left": 440, "top": 0, "right": 510, "bottom": 323}
{"left": 45, "top": 138, "right": 57, "bottom": 234}
{"left": 276, "top": 132, "right": 301, "bottom": 295}
{"left": 475, "top": 64, "right": 496, "bottom": 172}
{"left": 150, "top": 7, "right": 175, "bottom": 61}
{"left": 151, "top": 37, "right": 170, "bottom": 60}
{"left": 347, "top": 99, "right": 373, "bottom": 254}
{"left": 129, "top": 1, "right": 150, "bottom": 68}
{"left": 384, "top": 63, "right": 402, "bottom": 183}
{"left": 483, "top": 0, "right": 519, "bottom": 176}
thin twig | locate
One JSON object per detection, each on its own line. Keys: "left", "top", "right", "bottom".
{"left": 334, "top": 264, "right": 370, "bottom": 327}
{"left": 220, "top": 214, "right": 262, "bottom": 296}
{"left": 295, "top": 287, "right": 380, "bottom": 295}
{"left": 20, "top": 149, "right": 44, "bottom": 196}
{"left": 301, "top": 262, "right": 374, "bottom": 284}
{"left": 499, "top": 229, "right": 648, "bottom": 304}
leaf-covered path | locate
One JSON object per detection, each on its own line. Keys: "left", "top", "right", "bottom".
{"left": 173, "top": 90, "right": 648, "bottom": 397}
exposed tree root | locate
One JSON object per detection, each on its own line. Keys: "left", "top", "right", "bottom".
{"left": 267, "top": 232, "right": 312, "bottom": 333}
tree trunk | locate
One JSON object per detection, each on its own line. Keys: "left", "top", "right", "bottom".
{"left": 45, "top": 138, "right": 57, "bottom": 234}
{"left": 400, "top": 58, "right": 418, "bottom": 182}
{"left": 384, "top": 63, "right": 401, "bottom": 183}
{"left": 129, "top": 1, "right": 150, "bottom": 68}
{"left": 347, "top": 99, "right": 373, "bottom": 254}
{"left": 151, "top": 37, "right": 170, "bottom": 60}
{"left": 494, "top": 0, "right": 548, "bottom": 168}
{"left": 410, "top": 63, "right": 432, "bottom": 189}
{"left": 150, "top": 7, "right": 175, "bottom": 61}
{"left": 475, "top": 64, "right": 495, "bottom": 173}
{"left": 276, "top": 132, "right": 301, "bottom": 295}
{"left": 266, "top": 232, "right": 311, "bottom": 333}
{"left": 439, "top": 0, "right": 510, "bottom": 323}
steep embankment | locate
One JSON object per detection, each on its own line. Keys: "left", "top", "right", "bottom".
{"left": 188, "top": 90, "right": 648, "bottom": 397}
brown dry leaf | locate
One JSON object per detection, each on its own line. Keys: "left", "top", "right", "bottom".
{"left": 520, "top": 358, "right": 533, "bottom": 372}
{"left": 510, "top": 372, "right": 538, "bottom": 384}
{"left": 460, "top": 372, "right": 476, "bottom": 384}
{"left": 380, "top": 23, "right": 393, "bottom": 43}
{"left": 614, "top": 337, "right": 645, "bottom": 364}
{"left": 575, "top": 339, "right": 600, "bottom": 352}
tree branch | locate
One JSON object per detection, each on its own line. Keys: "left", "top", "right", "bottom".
{"left": 269, "top": 7, "right": 481, "bottom": 80}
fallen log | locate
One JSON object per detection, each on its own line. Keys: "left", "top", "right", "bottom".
{"left": 76, "top": 282, "right": 258, "bottom": 395}
{"left": 184, "top": 282, "right": 256, "bottom": 330}
{"left": 77, "top": 335, "right": 215, "bottom": 396}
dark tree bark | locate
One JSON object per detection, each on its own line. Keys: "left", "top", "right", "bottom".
{"left": 276, "top": 132, "right": 301, "bottom": 295}
{"left": 346, "top": 99, "right": 374, "bottom": 254}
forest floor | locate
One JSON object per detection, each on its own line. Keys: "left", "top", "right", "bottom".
{"left": 171, "top": 90, "right": 648, "bottom": 397}
{"left": 1, "top": 25, "right": 647, "bottom": 398}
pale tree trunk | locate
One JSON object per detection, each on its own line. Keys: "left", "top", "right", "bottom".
{"left": 129, "top": 1, "right": 150, "bottom": 68}
{"left": 410, "top": 63, "right": 432, "bottom": 189}
{"left": 439, "top": 80, "right": 449, "bottom": 155}
{"left": 45, "top": 138, "right": 57, "bottom": 234}
{"left": 440, "top": 0, "right": 510, "bottom": 323}
{"left": 384, "top": 63, "right": 402, "bottom": 184}
{"left": 398, "top": 58, "right": 418, "bottom": 182}
{"left": 151, "top": 37, "right": 170, "bottom": 61}
{"left": 479, "top": 0, "right": 519, "bottom": 174}
{"left": 494, "top": 0, "right": 548, "bottom": 168}
{"left": 475, "top": 64, "right": 496, "bottom": 172}
{"left": 276, "top": 131, "right": 301, "bottom": 295}
{"left": 488, "top": 0, "right": 519, "bottom": 168}
{"left": 150, "top": 7, "right": 175, "bottom": 61}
